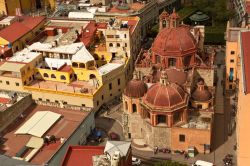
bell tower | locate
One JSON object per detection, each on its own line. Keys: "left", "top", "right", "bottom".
{"left": 169, "top": 8, "right": 180, "bottom": 28}
{"left": 159, "top": 10, "right": 170, "bottom": 31}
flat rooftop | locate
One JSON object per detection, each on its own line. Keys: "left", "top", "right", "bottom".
{"left": 8, "top": 49, "right": 41, "bottom": 63}
{"left": 62, "top": 146, "right": 105, "bottom": 166}
{"left": 108, "top": 2, "right": 145, "bottom": 13}
{"left": 0, "top": 93, "right": 24, "bottom": 112}
{"left": 28, "top": 79, "right": 97, "bottom": 95}
{"left": 0, "top": 104, "right": 88, "bottom": 165}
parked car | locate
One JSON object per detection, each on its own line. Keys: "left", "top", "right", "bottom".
{"left": 132, "top": 157, "right": 141, "bottom": 165}
{"left": 192, "top": 160, "right": 214, "bottom": 166}
{"left": 108, "top": 132, "right": 120, "bottom": 141}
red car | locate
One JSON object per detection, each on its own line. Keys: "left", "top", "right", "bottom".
{"left": 109, "top": 132, "right": 120, "bottom": 140}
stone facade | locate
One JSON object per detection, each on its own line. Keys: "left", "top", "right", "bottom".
{"left": 0, "top": 91, "right": 33, "bottom": 132}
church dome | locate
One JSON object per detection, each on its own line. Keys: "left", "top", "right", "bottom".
{"left": 192, "top": 79, "right": 212, "bottom": 102}
{"left": 124, "top": 79, "right": 147, "bottom": 98}
{"left": 143, "top": 71, "right": 187, "bottom": 110}
{"left": 151, "top": 25, "right": 196, "bottom": 57}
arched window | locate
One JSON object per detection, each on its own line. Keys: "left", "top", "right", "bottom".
{"left": 51, "top": 74, "right": 56, "bottom": 79}
{"left": 162, "top": 20, "right": 166, "bottom": 28}
{"left": 79, "top": 63, "right": 85, "bottom": 68}
{"left": 117, "top": 43, "right": 120, "bottom": 47}
{"left": 157, "top": 115, "right": 166, "bottom": 124}
{"left": 109, "top": 43, "right": 113, "bottom": 47}
{"left": 168, "top": 58, "right": 176, "bottom": 67}
{"left": 61, "top": 75, "right": 66, "bottom": 80}
{"left": 43, "top": 73, "right": 49, "bottom": 78}
{"left": 132, "top": 104, "right": 137, "bottom": 113}
{"left": 156, "top": 55, "right": 161, "bottom": 63}
{"left": 72, "top": 62, "right": 78, "bottom": 68}
{"left": 89, "top": 74, "right": 96, "bottom": 79}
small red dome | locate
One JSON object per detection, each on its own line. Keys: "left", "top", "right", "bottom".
{"left": 124, "top": 79, "right": 147, "bottom": 98}
{"left": 192, "top": 80, "right": 212, "bottom": 102}
{"left": 151, "top": 25, "right": 196, "bottom": 57}
{"left": 143, "top": 83, "right": 187, "bottom": 109}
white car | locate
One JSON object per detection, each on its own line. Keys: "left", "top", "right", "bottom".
{"left": 132, "top": 157, "right": 141, "bottom": 165}
{"left": 192, "top": 160, "right": 214, "bottom": 166}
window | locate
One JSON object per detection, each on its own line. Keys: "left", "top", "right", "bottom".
{"left": 38, "top": 98, "right": 42, "bottom": 101}
{"left": 179, "top": 134, "right": 185, "bottom": 142}
{"left": 118, "top": 78, "right": 120, "bottom": 85}
{"left": 125, "top": 101, "right": 128, "bottom": 110}
{"left": 16, "top": 82, "right": 19, "bottom": 86}
{"left": 110, "top": 93, "right": 112, "bottom": 96}
{"left": 55, "top": 100, "right": 59, "bottom": 103}
{"left": 230, "top": 59, "right": 234, "bottom": 63}
{"left": 97, "top": 101, "right": 99, "bottom": 106}
{"left": 102, "top": 95, "right": 104, "bottom": 100}
{"left": 124, "top": 34, "right": 127, "bottom": 38}
{"left": 168, "top": 58, "right": 176, "bottom": 67}
{"left": 118, "top": 89, "right": 121, "bottom": 91}
{"left": 46, "top": 99, "right": 50, "bottom": 102}
{"left": 156, "top": 55, "right": 161, "bottom": 63}
{"left": 117, "top": 43, "right": 120, "bottom": 47}
{"left": 51, "top": 74, "right": 56, "bottom": 79}
{"left": 61, "top": 75, "right": 66, "bottom": 80}
{"left": 6, "top": 81, "right": 9, "bottom": 85}
{"left": 27, "top": 67, "right": 30, "bottom": 71}
{"left": 125, "top": 43, "right": 127, "bottom": 47}
{"left": 174, "top": 111, "right": 181, "bottom": 123}
{"left": 132, "top": 104, "right": 137, "bottom": 113}
{"left": 82, "top": 104, "right": 86, "bottom": 107}
{"left": 0, "top": 80, "right": 2, "bottom": 83}
{"left": 79, "top": 63, "right": 85, "bottom": 68}
{"left": 63, "top": 102, "right": 68, "bottom": 105}
{"left": 109, "top": 83, "right": 112, "bottom": 90}
{"left": 72, "top": 62, "right": 78, "bottom": 68}
{"left": 162, "top": 20, "right": 166, "bottom": 28}
{"left": 231, "top": 51, "right": 235, "bottom": 55}
{"left": 157, "top": 115, "right": 166, "bottom": 124}
{"left": 107, "top": 35, "right": 114, "bottom": 38}
{"left": 229, "top": 68, "right": 234, "bottom": 82}
{"left": 24, "top": 81, "right": 27, "bottom": 85}
{"left": 43, "top": 73, "right": 49, "bottom": 78}
{"left": 109, "top": 43, "right": 113, "bottom": 47}
{"left": 115, "top": 35, "right": 119, "bottom": 38}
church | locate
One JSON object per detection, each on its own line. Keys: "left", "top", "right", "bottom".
{"left": 122, "top": 10, "right": 216, "bottom": 154}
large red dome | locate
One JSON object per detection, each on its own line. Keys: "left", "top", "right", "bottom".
{"left": 143, "top": 82, "right": 188, "bottom": 110}
{"left": 151, "top": 25, "right": 196, "bottom": 57}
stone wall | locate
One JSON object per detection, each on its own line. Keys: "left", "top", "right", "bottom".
{"left": 0, "top": 91, "right": 33, "bottom": 133}
{"left": 195, "top": 68, "right": 215, "bottom": 87}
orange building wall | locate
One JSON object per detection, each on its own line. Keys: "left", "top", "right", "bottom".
{"left": 237, "top": 59, "right": 250, "bottom": 166}
{"left": 171, "top": 127, "right": 211, "bottom": 153}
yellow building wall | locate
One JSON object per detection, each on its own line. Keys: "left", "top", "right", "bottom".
{"left": 0, "top": 76, "right": 24, "bottom": 92}
{"left": 6, "top": 0, "right": 21, "bottom": 15}
{"left": 0, "top": 0, "right": 7, "bottom": 15}
{"left": 0, "top": 37, "right": 9, "bottom": 46}
{"left": 72, "top": 67, "right": 102, "bottom": 82}
{"left": 36, "top": 68, "right": 72, "bottom": 84}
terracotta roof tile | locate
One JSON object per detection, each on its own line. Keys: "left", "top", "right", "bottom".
{"left": 0, "top": 16, "right": 45, "bottom": 43}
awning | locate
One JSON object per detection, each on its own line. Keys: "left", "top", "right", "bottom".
{"left": 15, "top": 111, "right": 61, "bottom": 137}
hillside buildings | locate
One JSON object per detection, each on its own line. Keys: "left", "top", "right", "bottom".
{"left": 0, "top": 17, "right": 140, "bottom": 112}
{"left": 122, "top": 10, "right": 216, "bottom": 153}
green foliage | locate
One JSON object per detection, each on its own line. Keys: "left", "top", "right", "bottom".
{"left": 205, "top": 26, "right": 226, "bottom": 45}
{"left": 178, "top": 7, "right": 198, "bottom": 20}
{"left": 192, "top": 0, "right": 235, "bottom": 26}
{"left": 154, "top": 160, "right": 188, "bottom": 166}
